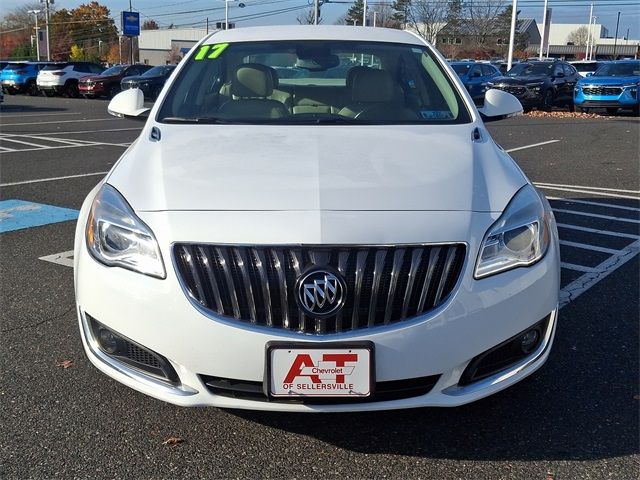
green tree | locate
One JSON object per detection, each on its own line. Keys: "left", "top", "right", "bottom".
{"left": 142, "top": 19, "right": 159, "bottom": 30}
{"left": 69, "top": 43, "right": 84, "bottom": 60}
{"left": 445, "top": 0, "right": 463, "bottom": 36}
{"left": 391, "top": 0, "right": 410, "bottom": 28}
{"left": 346, "top": 0, "right": 364, "bottom": 26}
{"left": 9, "top": 42, "right": 35, "bottom": 60}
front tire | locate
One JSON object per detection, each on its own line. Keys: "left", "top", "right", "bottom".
{"left": 606, "top": 107, "right": 618, "bottom": 115}
{"left": 64, "top": 81, "right": 79, "bottom": 98}
{"left": 541, "top": 90, "right": 554, "bottom": 112}
{"left": 108, "top": 85, "right": 120, "bottom": 99}
{"left": 26, "top": 80, "right": 38, "bottom": 96}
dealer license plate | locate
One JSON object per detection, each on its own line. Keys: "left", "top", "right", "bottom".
{"left": 267, "top": 343, "right": 373, "bottom": 398}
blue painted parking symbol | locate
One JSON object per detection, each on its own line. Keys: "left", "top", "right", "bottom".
{"left": 0, "top": 200, "right": 79, "bottom": 233}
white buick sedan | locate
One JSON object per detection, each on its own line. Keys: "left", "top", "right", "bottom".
{"left": 74, "top": 26, "right": 560, "bottom": 412}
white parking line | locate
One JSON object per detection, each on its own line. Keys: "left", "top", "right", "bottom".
{"left": 537, "top": 182, "right": 640, "bottom": 194}
{"left": 39, "top": 250, "right": 74, "bottom": 268}
{"left": 0, "top": 172, "right": 108, "bottom": 187}
{"left": 1, "top": 118, "right": 120, "bottom": 127}
{"left": 561, "top": 262, "right": 597, "bottom": 273}
{"left": 559, "top": 240, "right": 621, "bottom": 255}
{"left": 553, "top": 208, "right": 640, "bottom": 224}
{"left": 537, "top": 185, "right": 640, "bottom": 200}
{"left": 505, "top": 139, "right": 561, "bottom": 153}
{"left": 560, "top": 240, "right": 640, "bottom": 308}
{"left": 0, "top": 137, "right": 52, "bottom": 149}
{"left": 556, "top": 223, "right": 640, "bottom": 239}
{"left": 0, "top": 112, "right": 80, "bottom": 118}
{"left": 547, "top": 196, "right": 640, "bottom": 212}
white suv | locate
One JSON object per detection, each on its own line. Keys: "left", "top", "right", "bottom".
{"left": 37, "top": 61, "right": 103, "bottom": 97}
{"left": 75, "top": 26, "right": 560, "bottom": 412}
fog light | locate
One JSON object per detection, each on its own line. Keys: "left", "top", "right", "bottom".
{"left": 520, "top": 329, "right": 540, "bottom": 353}
{"left": 97, "top": 328, "right": 119, "bottom": 354}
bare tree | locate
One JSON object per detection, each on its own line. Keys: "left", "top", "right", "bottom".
{"left": 465, "top": 0, "right": 508, "bottom": 47}
{"left": 297, "top": 6, "right": 320, "bottom": 25}
{"left": 405, "top": 0, "right": 448, "bottom": 43}
{"left": 567, "top": 26, "right": 589, "bottom": 46}
{"left": 167, "top": 45, "right": 181, "bottom": 65}
{"left": 372, "top": 1, "right": 400, "bottom": 28}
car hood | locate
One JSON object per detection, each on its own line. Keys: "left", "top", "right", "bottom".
{"left": 107, "top": 124, "right": 526, "bottom": 213}
{"left": 579, "top": 75, "right": 640, "bottom": 85}
{"left": 491, "top": 75, "right": 548, "bottom": 85}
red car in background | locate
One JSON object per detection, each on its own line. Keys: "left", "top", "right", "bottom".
{"left": 79, "top": 64, "right": 153, "bottom": 99}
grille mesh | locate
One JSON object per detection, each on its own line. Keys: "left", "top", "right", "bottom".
{"left": 582, "top": 86, "right": 622, "bottom": 96}
{"left": 174, "top": 244, "right": 465, "bottom": 334}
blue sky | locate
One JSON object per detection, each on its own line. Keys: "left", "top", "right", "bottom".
{"left": 2, "top": 0, "right": 639, "bottom": 39}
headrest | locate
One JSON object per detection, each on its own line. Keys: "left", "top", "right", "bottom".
{"left": 350, "top": 68, "right": 395, "bottom": 103}
{"left": 346, "top": 66, "right": 371, "bottom": 89}
{"left": 231, "top": 63, "right": 274, "bottom": 98}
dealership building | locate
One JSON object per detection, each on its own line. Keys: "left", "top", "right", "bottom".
{"left": 138, "top": 28, "right": 210, "bottom": 65}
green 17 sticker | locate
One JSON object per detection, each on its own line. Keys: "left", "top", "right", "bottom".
{"left": 194, "top": 43, "right": 229, "bottom": 61}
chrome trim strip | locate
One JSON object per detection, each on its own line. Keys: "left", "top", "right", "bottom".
{"left": 367, "top": 250, "right": 387, "bottom": 327}
{"left": 234, "top": 247, "right": 257, "bottom": 323}
{"left": 351, "top": 250, "right": 368, "bottom": 330}
{"left": 289, "top": 249, "right": 306, "bottom": 332}
{"left": 443, "top": 308, "right": 558, "bottom": 397}
{"left": 335, "top": 250, "right": 350, "bottom": 332}
{"left": 401, "top": 248, "right": 423, "bottom": 319}
{"left": 184, "top": 245, "right": 208, "bottom": 308}
{"left": 384, "top": 249, "right": 405, "bottom": 325}
{"left": 434, "top": 247, "right": 457, "bottom": 305}
{"left": 253, "top": 248, "right": 273, "bottom": 327}
{"left": 271, "top": 249, "right": 290, "bottom": 330}
{"left": 417, "top": 246, "right": 441, "bottom": 312}
{"left": 79, "top": 310, "right": 198, "bottom": 397}
{"left": 216, "top": 247, "right": 241, "bottom": 319}
{"left": 196, "top": 245, "right": 224, "bottom": 315}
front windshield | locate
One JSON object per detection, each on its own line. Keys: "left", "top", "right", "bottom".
{"left": 593, "top": 63, "right": 640, "bottom": 77}
{"left": 451, "top": 64, "right": 472, "bottom": 75}
{"left": 142, "top": 65, "right": 173, "bottom": 77}
{"left": 158, "top": 40, "right": 470, "bottom": 125}
{"left": 101, "top": 66, "right": 124, "bottom": 76}
{"left": 506, "top": 63, "right": 554, "bottom": 76}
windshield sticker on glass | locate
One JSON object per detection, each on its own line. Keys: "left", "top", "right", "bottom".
{"left": 194, "top": 43, "right": 229, "bottom": 61}
{"left": 420, "top": 110, "right": 454, "bottom": 120}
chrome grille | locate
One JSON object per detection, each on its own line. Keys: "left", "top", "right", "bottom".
{"left": 494, "top": 84, "right": 525, "bottom": 95}
{"left": 173, "top": 244, "right": 466, "bottom": 334}
{"left": 582, "top": 86, "right": 622, "bottom": 96}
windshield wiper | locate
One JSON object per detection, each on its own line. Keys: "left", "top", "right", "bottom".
{"left": 161, "top": 116, "right": 235, "bottom": 124}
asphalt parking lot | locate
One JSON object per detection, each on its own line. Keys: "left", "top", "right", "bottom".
{"left": 1, "top": 95, "right": 638, "bottom": 479}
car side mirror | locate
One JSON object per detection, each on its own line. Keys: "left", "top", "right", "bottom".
{"left": 478, "top": 89, "right": 523, "bottom": 121}
{"left": 555, "top": 72, "right": 565, "bottom": 78}
{"left": 107, "top": 88, "right": 150, "bottom": 120}
{"left": 586, "top": 72, "right": 593, "bottom": 77}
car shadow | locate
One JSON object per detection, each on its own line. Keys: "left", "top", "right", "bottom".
{"left": 0, "top": 104, "right": 68, "bottom": 113}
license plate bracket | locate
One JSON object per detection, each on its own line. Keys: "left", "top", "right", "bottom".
{"left": 265, "top": 341, "right": 375, "bottom": 399}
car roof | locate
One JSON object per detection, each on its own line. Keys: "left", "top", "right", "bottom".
{"left": 203, "top": 25, "right": 425, "bottom": 46}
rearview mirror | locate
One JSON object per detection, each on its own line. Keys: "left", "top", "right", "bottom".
{"left": 107, "top": 88, "right": 150, "bottom": 120}
{"left": 478, "top": 89, "right": 523, "bottom": 121}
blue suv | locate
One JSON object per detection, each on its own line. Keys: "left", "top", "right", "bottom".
{"left": 0, "top": 62, "right": 54, "bottom": 95}
{"left": 574, "top": 60, "right": 639, "bottom": 115}
{"left": 450, "top": 61, "right": 500, "bottom": 105}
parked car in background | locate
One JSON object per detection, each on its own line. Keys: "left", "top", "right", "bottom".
{"left": 79, "top": 64, "right": 153, "bottom": 99}
{"left": 1, "top": 61, "right": 54, "bottom": 95}
{"left": 450, "top": 61, "right": 500, "bottom": 104}
{"left": 570, "top": 60, "right": 608, "bottom": 78}
{"left": 37, "top": 61, "right": 104, "bottom": 97}
{"left": 574, "top": 60, "right": 640, "bottom": 115}
{"left": 121, "top": 65, "right": 176, "bottom": 99}
{"left": 488, "top": 60, "right": 581, "bottom": 111}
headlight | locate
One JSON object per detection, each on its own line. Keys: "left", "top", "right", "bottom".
{"left": 86, "top": 184, "right": 165, "bottom": 278}
{"left": 475, "top": 184, "right": 552, "bottom": 279}
{"left": 622, "top": 82, "right": 639, "bottom": 90}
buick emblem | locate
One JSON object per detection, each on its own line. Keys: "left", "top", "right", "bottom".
{"left": 295, "top": 269, "right": 346, "bottom": 318}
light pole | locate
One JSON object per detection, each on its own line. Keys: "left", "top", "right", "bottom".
{"left": 506, "top": 0, "right": 518, "bottom": 71}
{"left": 28, "top": 9, "right": 41, "bottom": 61}
{"left": 224, "top": 0, "right": 244, "bottom": 29}
{"left": 362, "top": 0, "right": 367, "bottom": 26}
{"left": 585, "top": 3, "right": 593, "bottom": 60}
{"left": 40, "top": 0, "right": 53, "bottom": 61}
{"left": 613, "top": 11, "right": 620, "bottom": 59}
{"left": 373, "top": 10, "right": 377, "bottom": 27}
{"left": 538, "top": 0, "right": 548, "bottom": 60}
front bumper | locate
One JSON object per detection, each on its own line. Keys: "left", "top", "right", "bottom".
{"left": 79, "top": 84, "right": 106, "bottom": 95}
{"left": 489, "top": 85, "right": 544, "bottom": 107}
{"left": 574, "top": 86, "right": 639, "bottom": 108}
{"left": 75, "top": 208, "right": 560, "bottom": 412}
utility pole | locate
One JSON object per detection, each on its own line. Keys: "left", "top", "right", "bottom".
{"left": 40, "top": 0, "right": 52, "bottom": 61}
{"left": 362, "top": 0, "right": 367, "bottom": 26}
{"left": 313, "top": 0, "right": 319, "bottom": 24}
{"left": 613, "top": 11, "right": 620, "bottom": 59}
{"left": 373, "top": 10, "right": 377, "bottom": 27}
{"left": 585, "top": 3, "right": 593, "bottom": 60}
{"left": 118, "top": 36, "right": 122, "bottom": 64}
{"left": 206, "top": 17, "right": 209, "bottom": 34}
{"left": 129, "top": 0, "right": 134, "bottom": 64}
{"left": 507, "top": 0, "right": 518, "bottom": 71}
{"left": 539, "top": 0, "right": 548, "bottom": 60}
{"left": 28, "top": 10, "right": 41, "bottom": 61}
{"left": 590, "top": 16, "right": 597, "bottom": 60}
